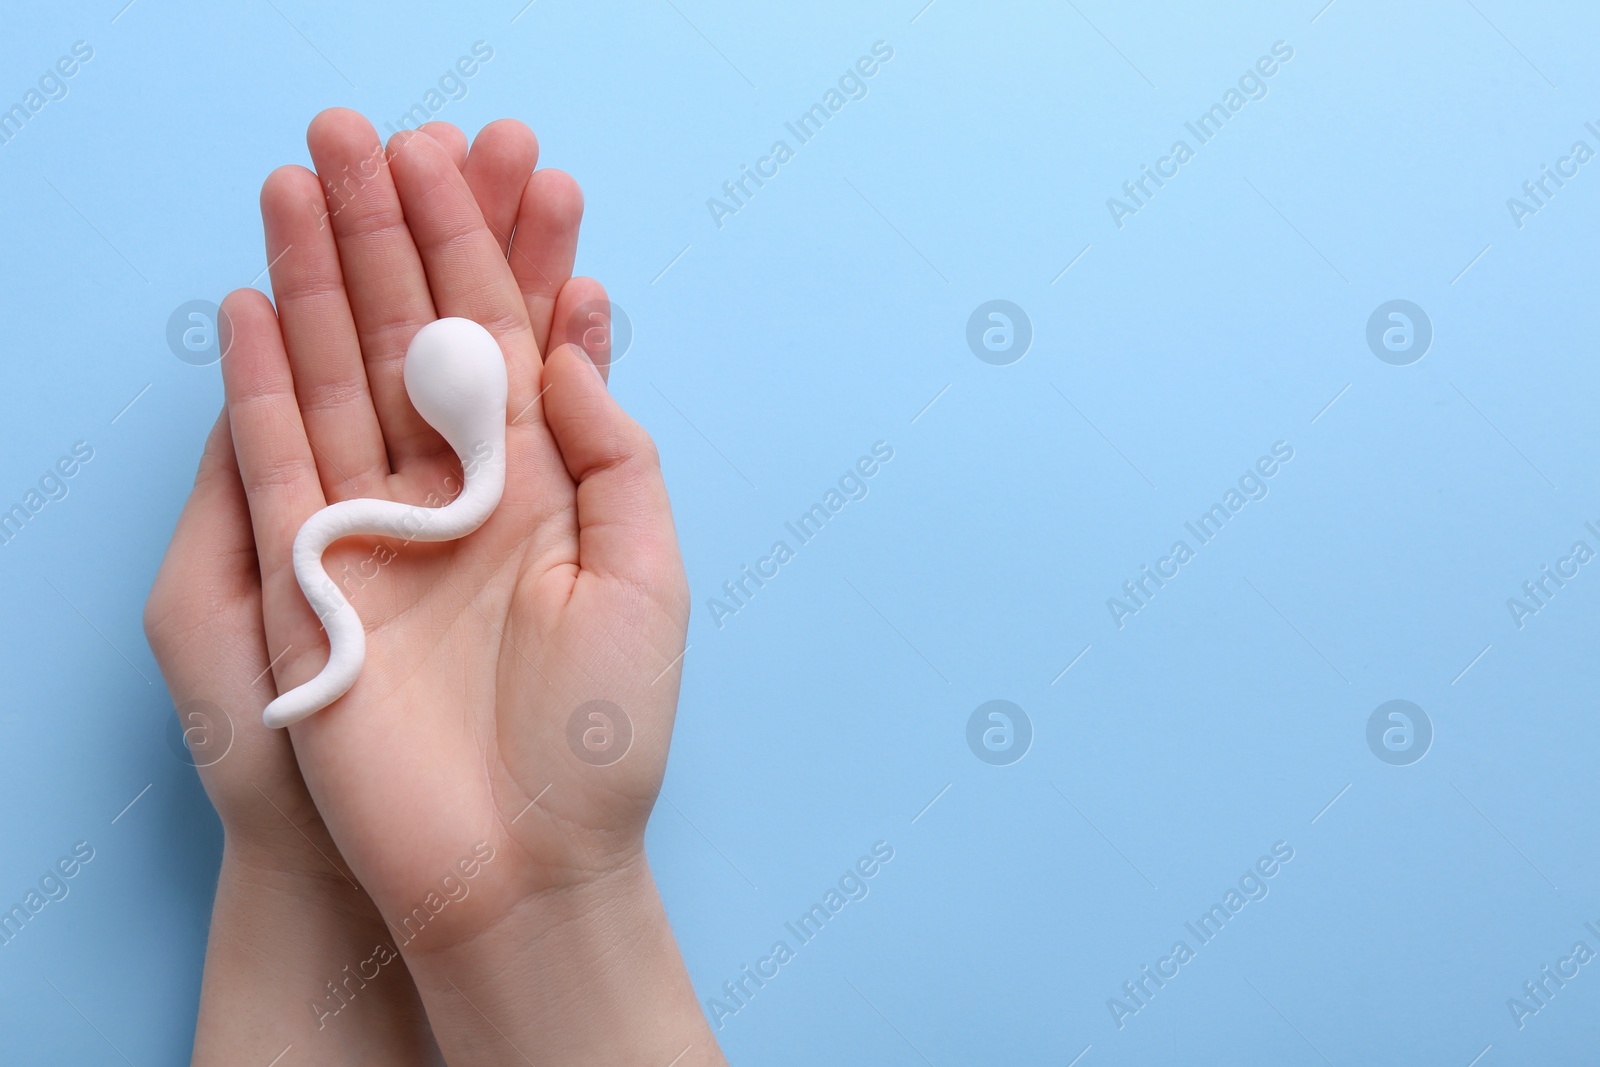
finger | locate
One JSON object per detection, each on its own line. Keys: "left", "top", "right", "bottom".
{"left": 219, "top": 288, "right": 323, "bottom": 606}
{"left": 462, "top": 119, "right": 539, "bottom": 259}
{"left": 260, "top": 165, "right": 388, "bottom": 498}
{"left": 548, "top": 276, "right": 613, "bottom": 384}
{"left": 171, "top": 411, "right": 257, "bottom": 595}
{"left": 305, "top": 108, "right": 442, "bottom": 468}
{"left": 419, "top": 120, "right": 469, "bottom": 170}
{"left": 170, "top": 410, "right": 253, "bottom": 571}
{"left": 540, "top": 343, "right": 680, "bottom": 590}
{"left": 507, "top": 168, "right": 584, "bottom": 356}
{"left": 386, "top": 129, "right": 541, "bottom": 419}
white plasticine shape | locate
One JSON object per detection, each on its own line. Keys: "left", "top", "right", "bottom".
{"left": 261, "top": 317, "right": 508, "bottom": 729}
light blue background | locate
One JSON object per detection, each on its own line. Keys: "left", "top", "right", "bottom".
{"left": 2, "top": 1, "right": 1597, "bottom": 1063}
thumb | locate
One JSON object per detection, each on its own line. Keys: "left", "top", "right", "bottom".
{"left": 540, "top": 343, "right": 683, "bottom": 598}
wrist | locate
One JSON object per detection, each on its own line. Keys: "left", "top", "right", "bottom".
{"left": 212, "top": 772, "right": 360, "bottom": 889}
{"left": 221, "top": 832, "right": 362, "bottom": 907}
{"left": 404, "top": 853, "right": 724, "bottom": 1067}
{"left": 194, "top": 848, "right": 438, "bottom": 1065}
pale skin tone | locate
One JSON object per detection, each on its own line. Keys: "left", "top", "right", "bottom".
{"left": 145, "top": 110, "right": 726, "bottom": 1064}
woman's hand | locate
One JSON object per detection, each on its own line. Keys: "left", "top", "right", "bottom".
{"left": 220, "top": 109, "right": 720, "bottom": 1065}
{"left": 144, "top": 410, "right": 438, "bottom": 1064}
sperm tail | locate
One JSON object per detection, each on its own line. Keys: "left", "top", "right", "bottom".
{"left": 258, "top": 461, "right": 505, "bottom": 728}
{"left": 260, "top": 506, "right": 375, "bottom": 728}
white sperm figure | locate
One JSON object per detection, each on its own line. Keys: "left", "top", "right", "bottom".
{"left": 262, "top": 317, "right": 508, "bottom": 729}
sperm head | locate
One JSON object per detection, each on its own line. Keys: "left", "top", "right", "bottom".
{"left": 403, "top": 318, "right": 509, "bottom": 461}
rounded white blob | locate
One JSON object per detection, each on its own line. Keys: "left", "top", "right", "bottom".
{"left": 261, "top": 318, "right": 508, "bottom": 729}
{"left": 404, "top": 317, "right": 509, "bottom": 461}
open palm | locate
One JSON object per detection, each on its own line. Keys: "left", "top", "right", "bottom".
{"left": 221, "top": 109, "right": 688, "bottom": 949}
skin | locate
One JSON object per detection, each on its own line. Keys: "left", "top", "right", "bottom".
{"left": 145, "top": 111, "right": 724, "bottom": 1064}
{"left": 147, "top": 408, "right": 441, "bottom": 1065}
